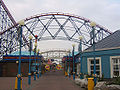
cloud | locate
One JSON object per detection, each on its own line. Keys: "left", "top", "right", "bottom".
{"left": 4, "top": 0, "right": 120, "bottom": 31}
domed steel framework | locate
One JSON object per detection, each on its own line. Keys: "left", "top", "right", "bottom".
{"left": 0, "top": 12, "right": 112, "bottom": 55}
{"left": 40, "top": 49, "right": 69, "bottom": 60}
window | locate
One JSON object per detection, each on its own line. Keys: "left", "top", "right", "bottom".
{"left": 87, "top": 57, "right": 102, "bottom": 77}
{"left": 110, "top": 56, "right": 120, "bottom": 78}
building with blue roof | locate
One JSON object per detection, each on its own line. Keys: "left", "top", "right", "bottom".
{"left": 0, "top": 51, "right": 43, "bottom": 77}
{"left": 78, "top": 30, "right": 120, "bottom": 78}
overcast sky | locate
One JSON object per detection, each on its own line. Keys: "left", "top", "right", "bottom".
{"left": 3, "top": 0, "right": 120, "bottom": 52}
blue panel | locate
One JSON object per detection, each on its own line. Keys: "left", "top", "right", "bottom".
{"left": 31, "top": 66, "right": 35, "bottom": 72}
{"left": 101, "top": 56, "right": 111, "bottom": 78}
{"left": 82, "top": 57, "right": 88, "bottom": 74}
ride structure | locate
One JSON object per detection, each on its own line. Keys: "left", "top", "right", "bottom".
{"left": 0, "top": 0, "right": 112, "bottom": 56}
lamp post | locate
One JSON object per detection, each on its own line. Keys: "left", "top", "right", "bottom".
{"left": 34, "top": 35, "right": 38, "bottom": 80}
{"left": 28, "top": 35, "right": 33, "bottom": 85}
{"left": 78, "top": 36, "right": 83, "bottom": 79}
{"left": 72, "top": 44, "right": 75, "bottom": 80}
{"left": 68, "top": 49, "right": 71, "bottom": 78}
{"left": 65, "top": 55, "right": 67, "bottom": 77}
{"left": 39, "top": 53, "right": 42, "bottom": 77}
{"left": 37, "top": 49, "right": 39, "bottom": 79}
{"left": 90, "top": 22, "right": 97, "bottom": 85}
{"left": 17, "top": 20, "right": 24, "bottom": 90}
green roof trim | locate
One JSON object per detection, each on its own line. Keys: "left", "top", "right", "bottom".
{"left": 70, "top": 51, "right": 79, "bottom": 56}
{"left": 9, "top": 51, "right": 35, "bottom": 55}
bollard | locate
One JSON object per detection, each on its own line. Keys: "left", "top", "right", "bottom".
{"left": 88, "top": 78, "right": 94, "bottom": 90}
{"left": 14, "top": 77, "right": 22, "bottom": 90}
{"left": 15, "top": 77, "right": 18, "bottom": 90}
{"left": 65, "top": 71, "right": 68, "bottom": 76}
{"left": 21, "top": 78, "right": 22, "bottom": 90}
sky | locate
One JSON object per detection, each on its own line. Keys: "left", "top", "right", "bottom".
{"left": 3, "top": 0, "right": 120, "bottom": 52}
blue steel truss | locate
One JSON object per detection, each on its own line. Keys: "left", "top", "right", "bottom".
{"left": 0, "top": 0, "right": 17, "bottom": 56}
{"left": 0, "top": 0, "right": 29, "bottom": 56}
{"left": 0, "top": 11, "right": 112, "bottom": 56}
{"left": 23, "top": 13, "right": 112, "bottom": 44}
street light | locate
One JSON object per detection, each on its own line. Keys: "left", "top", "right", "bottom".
{"left": 65, "top": 52, "right": 68, "bottom": 77}
{"left": 39, "top": 53, "right": 42, "bottom": 77}
{"left": 33, "top": 44, "right": 37, "bottom": 80}
{"left": 72, "top": 44, "right": 75, "bottom": 80}
{"left": 68, "top": 49, "right": 71, "bottom": 78}
{"left": 17, "top": 20, "right": 24, "bottom": 90}
{"left": 28, "top": 35, "right": 33, "bottom": 85}
{"left": 90, "top": 22, "right": 97, "bottom": 85}
{"left": 78, "top": 36, "right": 83, "bottom": 79}
{"left": 34, "top": 35, "right": 38, "bottom": 80}
{"left": 37, "top": 49, "right": 39, "bottom": 79}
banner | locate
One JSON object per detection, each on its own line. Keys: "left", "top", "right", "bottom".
{"left": 45, "top": 64, "right": 50, "bottom": 70}
{"left": 56, "top": 64, "right": 62, "bottom": 70}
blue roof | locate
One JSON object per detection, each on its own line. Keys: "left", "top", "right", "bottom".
{"left": 85, "top": 30, "right": 120, "bottom": 51}
{"left": 70, "top": 51, "right": 79, "bottom": 56}
{"left": 9, "top": 51, "right": 35, "bottom": 55}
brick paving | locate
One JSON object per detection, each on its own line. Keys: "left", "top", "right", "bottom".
{"left": 0, "top": 76, "right": 36, "bottom": 90}
{"left": 0, "top": 71, "right": 85, "bottom": 90}
{"left": 25, "top": 70, "right": 85, "bottom": 90}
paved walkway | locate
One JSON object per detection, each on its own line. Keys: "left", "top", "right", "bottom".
{"left": 25, "top": 70, "right": 85, "bottom": 90}
{"left": 0, "top": 76, "right": 36, "bottom": 90}
{"left": 0, "top": 70, "right": 85, "bottom": 90}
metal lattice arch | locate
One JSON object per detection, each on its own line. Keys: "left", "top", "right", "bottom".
{"left": 40, "top": 49, "right": 69, "bottom": 60}
{"left": 1, "top": 12, "right": 112, "bottom": 55}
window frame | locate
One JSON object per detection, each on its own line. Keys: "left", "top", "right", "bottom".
{"left": 87, "top": 57, "right": 102, "bottom": 77}
{"left": 110, "top": 56, "right": 120, "bottom": 78}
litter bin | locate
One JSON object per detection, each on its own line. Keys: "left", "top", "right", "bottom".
{"left": 88, "top": 78, "right": 94, "bottom": 90}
